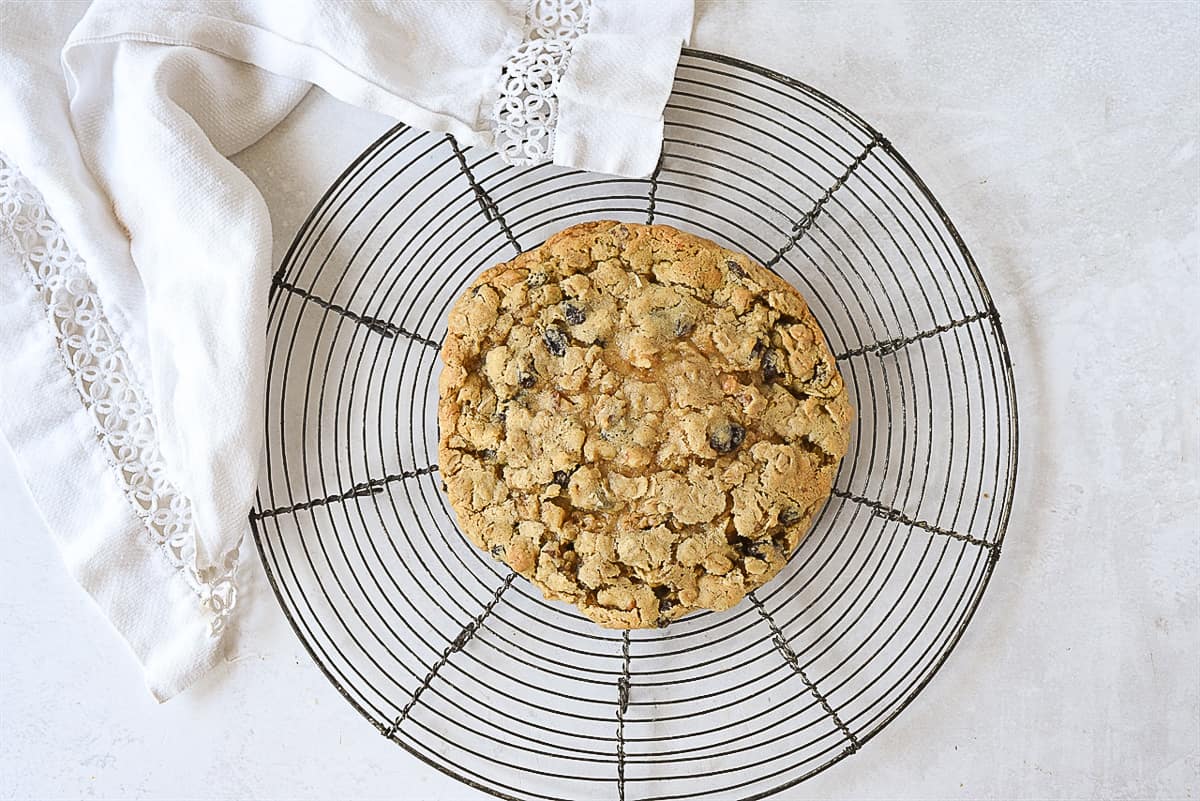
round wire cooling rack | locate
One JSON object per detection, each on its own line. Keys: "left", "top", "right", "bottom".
{"left": 251, "top": 49, "right": 1018, "bottom": 801}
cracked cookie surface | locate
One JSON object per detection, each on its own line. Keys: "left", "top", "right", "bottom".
{"left": 438, "top": 221, "right": 852, "bottom": 628}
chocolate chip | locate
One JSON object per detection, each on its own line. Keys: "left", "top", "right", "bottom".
{"left": 479, "top": 448, "right": 496, "bottom": 461}
{"left": 527, "top": 272, "right": 548, "bottom": 287}
{"left": 779, "top": 507, "right": 803, "bottom": 525}
{"left": 542, "top": 325, "right": 568, "bottom": 357}
{"left": 761, "top": 347, "right": 783, "bottom": 381}
{"left": 518, "top": 371, "right": 537, "bottom": 388}
{"left": 725, "top": 259, "right": 747, "bottom": 278}
{"left": 563, "top": 302, "right": 586, "bottom": 325}
{"left": 552, "top": 470, "right": 571, "bottom": 487}
{"left": 673, "top": 317, "right": 695, "bottom": 338}
{"left": 709, "top": 420, "right": 746, "bottom": 453}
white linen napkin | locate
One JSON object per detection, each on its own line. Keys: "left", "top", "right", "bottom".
{"left": 0, "top": 0, "right": 692, "bottom": 699}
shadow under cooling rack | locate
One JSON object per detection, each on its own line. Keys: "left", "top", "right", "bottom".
{"left": 252, "top": 49, "right": 1018, "bottom": 801}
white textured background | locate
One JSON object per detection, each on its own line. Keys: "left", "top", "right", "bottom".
{"left": 2, "top": 2, "right": 1198, "bottom": 799}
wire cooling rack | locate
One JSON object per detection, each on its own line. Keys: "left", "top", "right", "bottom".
{"left": 251, "top": 49, "right": 1018, "bottom": 801}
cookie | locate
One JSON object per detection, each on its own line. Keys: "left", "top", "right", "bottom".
{"left": 438, "top": 221, "right": 853, "bottom": 628}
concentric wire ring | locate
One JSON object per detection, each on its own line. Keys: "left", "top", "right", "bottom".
{"left": 252, "top": 49, "right": 1018, "bottom": 801}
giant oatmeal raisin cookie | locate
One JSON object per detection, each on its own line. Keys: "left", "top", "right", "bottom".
{"left": 438, "top": 221, "right": 852, "bottom": 628}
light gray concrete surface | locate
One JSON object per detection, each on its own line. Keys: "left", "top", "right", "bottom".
{"left": 3, "top": 2, "right": 1197, "bottom": 799}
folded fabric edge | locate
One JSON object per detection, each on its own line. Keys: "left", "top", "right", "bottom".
{"left": 552, "top": 0, "right": 693, "bottom": 177}
{"left": 0, "top": 269, "right": 226, "bottom": 702}
{"left": 0, "top": 153, "right": 230, "bottom": 701}
{"left": 63, "top": 7, "right": 518, "bottom": 154}
{"left": 553, "top": 106, "right": 667, "bottom": 179}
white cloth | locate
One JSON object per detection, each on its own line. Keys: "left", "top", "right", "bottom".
{"left": 0, "top": 0, "right": 691, "bottom": 700}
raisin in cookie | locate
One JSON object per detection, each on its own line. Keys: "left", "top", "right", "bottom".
{"left": 438, "top": 221, "right": 852, "bottom": 628}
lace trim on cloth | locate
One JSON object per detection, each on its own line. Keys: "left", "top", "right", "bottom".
{"left": 493, "top": 0, "right": 593, "bottom": 165}
{"left": 0, "top": 152, "right": 238, "bottom": 636}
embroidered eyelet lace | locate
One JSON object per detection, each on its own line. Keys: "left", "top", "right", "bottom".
{"left": 493, "top": 0, "right": 592, "bottom": 166}
{"left": 0, "top": 152, "right": 238, "bottom": 636}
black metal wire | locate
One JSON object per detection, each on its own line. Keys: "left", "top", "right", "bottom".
{"left": 252, "top": 48, "right": 1018, "bottom": 801}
